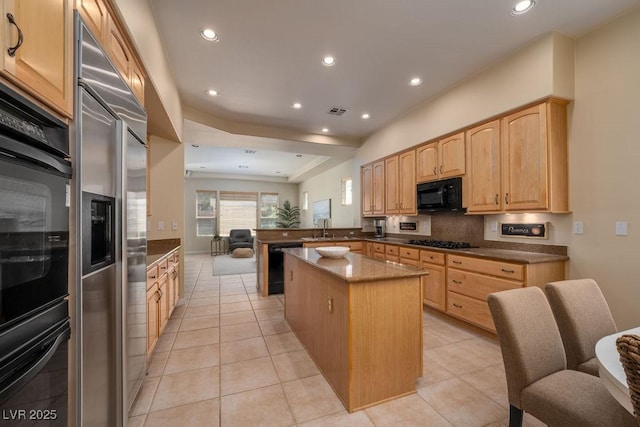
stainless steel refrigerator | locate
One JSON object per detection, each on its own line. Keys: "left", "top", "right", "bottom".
{"left": 74, "top": 14, "right": 147, "bottom": 427}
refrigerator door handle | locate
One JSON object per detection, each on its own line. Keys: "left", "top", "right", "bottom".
{"left": 0, "top": 320, "right": 70, "bottom": 399}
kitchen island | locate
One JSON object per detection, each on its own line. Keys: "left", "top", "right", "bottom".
{"left": 283, "top": 247, "right": 426, "bottom": 412}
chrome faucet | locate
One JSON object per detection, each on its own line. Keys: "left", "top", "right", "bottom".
{"left": 322, "top": 218, "right": 329, "bottom": 238}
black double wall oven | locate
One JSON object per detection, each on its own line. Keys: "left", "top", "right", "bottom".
{"left": 0, "top": 85, "right": 71, "bottom": 425}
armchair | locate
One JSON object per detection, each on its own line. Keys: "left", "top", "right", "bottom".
{"left": 228, "top": 229, "right": 254, "bottom": 253}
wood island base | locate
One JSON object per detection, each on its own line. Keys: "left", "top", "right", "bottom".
{"left": 284, "top": 249, "right": 424, "bottom": 412}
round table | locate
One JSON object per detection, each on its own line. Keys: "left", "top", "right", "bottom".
{"left": 595, "top": 326, "right": 640, "bottom": 414}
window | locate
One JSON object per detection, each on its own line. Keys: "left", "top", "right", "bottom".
{"left": 196, "top": 190, "right": 216, "bottom": 236}
{"left": 302, "top": 191, "right": 308, "bottom": 210}
{"left": 219, "top": 191, "right": 258, "bottom": 236}
{"left": 260, "top": 193, "right": 279, "bottom": 228}
{"left": 341, "top": 177, "right": 353, "bottom": 206}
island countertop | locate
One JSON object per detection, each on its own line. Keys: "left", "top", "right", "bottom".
{"left": 282, "top": 247, "right": 427, "bottom": 283}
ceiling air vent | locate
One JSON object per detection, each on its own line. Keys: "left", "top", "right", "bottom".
{"left": 327, "top": 106, "right": 348, "bottom": 116}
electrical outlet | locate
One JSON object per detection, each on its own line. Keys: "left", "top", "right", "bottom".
{"left": 158, "top": 221, "right": 164, "bottom": 231}
{"left": 172, "top": 221, "right": 178, "bottom": 231}
{"left": 573, "top": 221, "right": 584, "bottom": 234}
{"left": 615, "top": 221, "right": 628, "bottom": 236}
{"left": 490, "top": 221, "right": 498, "bottom": 232}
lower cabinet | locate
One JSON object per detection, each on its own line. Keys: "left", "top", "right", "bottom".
{"left": 420, "top": 250, "right": 446, "bottom": 311}
{"left": 146, "top": 248, "right": 180, "bottom": 356}
{"left": 445, "top": 254, "right": 565, "bottom": 332}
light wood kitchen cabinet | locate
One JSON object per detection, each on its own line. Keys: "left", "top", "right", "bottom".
{"left": 446, "top": 253, "right": 565, "bottom": 332}
{"left": 466, "top": 120, "right": 502, "bottom": 213}
{"left": 146, "top": 249, "right": 179, "bottom": 356}
{"left": 501, "top": 101, "right": 568, "bottom": 212}
{"left": 76, "top": 0, "right": 108, "bottom": 42}
{"left": 416, "top": 132, "right": 466, "bottom": 183}
{"left": 385, "top": 150, "right": 416, "bottom": 215}
{"left": 146, "top": 266, "right": 159, "bottom": 354}
{"left": 420, "top": 250, "right": 446, "bottom": 311}
{"left": 466, "top": 100, "right": 569, "bottom": 214}
{"left": 398, "top": 246, "right": 419, "bottom": 268}
{"left": 0, "top": 0, "right": 74, "bottom": 118}
{"left": 384, "top": 244, "right": 399, "bottom": 263}
{"left": 77, "top": 0, "right": 146, "bottom": 105}
{"left": 372, "top": 242, "right": 385, "bottom": 260}
{"left": 361, "top": 161, "right": 385, "bottom": 217}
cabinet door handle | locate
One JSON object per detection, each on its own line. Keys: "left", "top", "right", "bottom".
{"left": 327, "top": 296, "right": 333, "bottom": 313}
{"left": 6, "top": 13, "right": 23, "bottom": 57}
{"left": 289, "top": 271, "right": 293, "bottom": 281}
{"left": 155, "top": 290, "right": 161, "bottom": 302}
{"left": 453, "top": 303, "right": 463, "bottom": 308}
{"left": 452, "top": 279, "right": 462, "bottom": 284}
{"left": 433, "top": 166, "right": 437, "bottom": 175}
{"left": 452, "top": 260, "right": 462, "bottom": 264}
{"left": 505, "top": 193, "right": 509, "bottom": 204}
{"left": 501, "top": 268, "right": 515, "bottom": 274}
{"left": 495, "top": 194, "right": 499, "bottom": 205}
{"left": 440, "top": 165, "right": 443, "bottom": 174}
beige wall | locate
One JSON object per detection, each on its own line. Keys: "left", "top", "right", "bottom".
{"left": 148, "top": 136, "right": 185, "bottom": 241}
{"left": 184, "top": 177, "right": 299, "bottom": 253}
{"left": 298, "top": 159, "right": 356, "bottom": 228}
{"left": 568, "top": 7, "right": 640, "bottom": 329}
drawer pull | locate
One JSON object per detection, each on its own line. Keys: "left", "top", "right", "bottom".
{"left": 327, "top": 296, "right": 333, "bottom": 313}
{"left": 452, "top": 260, "right": 462, "bottom": 264}
{"left": 501, "top": 268, "right": 515, "bottom": 273}
{"left": 452, "top": 279, "right": 462, "bottom": 284}
{"left": 161, "top": 265, "right": 167, "bottom": 270}
{"left": 453, "top": 303, "right": 463, "bottom": 308}
{"left": 149, "top": 274, "right": 156, "bottom": 279}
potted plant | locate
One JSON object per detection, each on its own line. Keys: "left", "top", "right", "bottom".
{"left": 276, "top": 200, "right": 301, "bottom": 228}
{"left": 213, "top": 233, "right": 220, "bottom": 240}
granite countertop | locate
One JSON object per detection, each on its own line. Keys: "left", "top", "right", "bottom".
{"left": 260, "top": 236, "right": 568, "bottom": 264}
{"left": 283, "top": 247, "right": 427, "bottom": 283}
{"left": 147, "top": 245, "right": 180, "bottom": 268}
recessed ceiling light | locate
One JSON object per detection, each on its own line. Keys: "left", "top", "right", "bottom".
{"left": 191, "top": 144, "right": 200, "bottom": 148}
{"left": 245, "top": 149, "right": 256, "bottom": 154}
{"left": 321, "top": 128, "right": 329, "bottom": 133}
{"left": 207, "top": 89, "right": 219, "bottom": 96}
{"left": 322, "top": 56, "right": 335, "bottom": 66}
{"left": 200, "top": 166, "right": 206, "bottom": 169}
{"left": 276, "top": 171, "right": 281, "bottom": 174}
{"left": 512, "top": 0, "right": 535, "bottom": 15}
{"left": 361, "top": 113, "right": 370, "bottom": 120}
{"left": 201, "top": 29, "right": 219, "bottom": 42}
{"left": 409, "top": 77, "right": 423, "bottom": 86}
{"left": 238, "top": 165, "right": 248, "bottom": 169}
{"left": 292, "top": 102, "right": 302, "bottom": 109}
{"left": 296, "top": 154, "right": 303, "bottom": 157}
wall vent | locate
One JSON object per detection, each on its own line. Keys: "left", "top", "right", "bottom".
{"left": 327, "top": 106, "right": 348, "bottom": 116}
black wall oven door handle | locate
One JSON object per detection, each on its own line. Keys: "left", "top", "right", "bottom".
{"left": 0, "top": 320, "right": 70, "bottom": 401}
{"left": 0, "top": 134, "right": 72, "bottom": 178}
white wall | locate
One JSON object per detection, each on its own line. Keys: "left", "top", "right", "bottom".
{"left": 298, "top": 159, "right": 356, "bottom": 228}
{"left": 184, "top": 177, "right": 299, "bottom": 253}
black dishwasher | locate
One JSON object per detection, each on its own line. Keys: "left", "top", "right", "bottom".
{"left": 268, "top": 242, "right": 303, "bottom": 294}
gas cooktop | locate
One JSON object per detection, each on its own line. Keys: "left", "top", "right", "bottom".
{"left": 407, "top": 239, "right": 474, "bottom": 249}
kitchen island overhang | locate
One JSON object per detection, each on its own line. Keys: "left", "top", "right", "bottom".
{"left": 283, "top": 247, "right": 427, "bottom": 412}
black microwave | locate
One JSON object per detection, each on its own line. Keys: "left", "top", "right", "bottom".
{"left": 417, "top": 177, "right": 464, "bottom": 212}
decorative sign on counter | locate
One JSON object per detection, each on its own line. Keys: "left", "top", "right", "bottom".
{"left": 399, "top": 222, "right": 417, "bottom": 231}
{"left": 501, "top": 222, "right": 549, "bottom": 239}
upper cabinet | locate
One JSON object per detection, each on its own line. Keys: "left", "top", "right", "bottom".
{"left": 466, "top": 100, "right": 569, "bottom": 214}
{"left": 361, "top": 160, "right": 385, "bottom": 217}
{"left": 76, "top": 0, "right": 108, "bottom": 42}
{"left": 466, "top": 120, "right": 502, "bottom": 213}
{"left": 416, "top": 132, "right": 465, "bottom": 182}
{"left": 0, "top": 0, "right": 74, "bottom": 118}
{"left": 77, "top": 0, "right": 146, "bottom": 105}
{"left": 385, "top": 150, "right": 416, "bottom": 215}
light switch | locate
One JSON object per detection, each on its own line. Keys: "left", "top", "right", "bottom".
{"left": 158, "top": 221, "right": 164, "bottom": 231}
{"left": 573, "top": 221, "right": 584, "bottom": 234}
{"left": 172, "top": 221, "right": 178, "bottom": 231}
{"left": 615, "top": 221, "right": 628, "bottom": 236}
{"left": 490, "top": 221, "right": 498, "bottom": 232}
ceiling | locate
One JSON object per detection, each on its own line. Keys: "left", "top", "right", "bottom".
{"left": 148, "top": 0, "right": 640, "bottom": 181}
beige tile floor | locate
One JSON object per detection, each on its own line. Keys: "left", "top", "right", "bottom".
{"left": 128, "top": 254, "right": 545, "bottom": 427}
